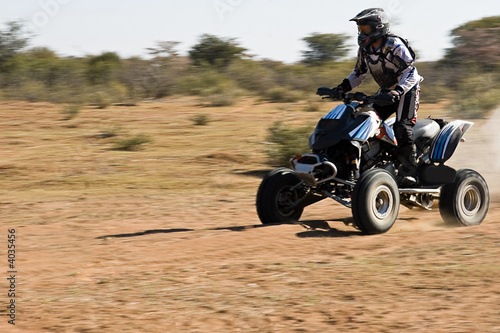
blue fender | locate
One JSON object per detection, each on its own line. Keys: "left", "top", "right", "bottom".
{"left": 430, "top": 120, "right": 474, "bottom": 163}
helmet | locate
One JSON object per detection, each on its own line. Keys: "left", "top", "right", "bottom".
{"left": 350, "top": 8, "right": 390, "bottom": 49}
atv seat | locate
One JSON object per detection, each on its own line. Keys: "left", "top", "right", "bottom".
{"left": 413, "top": 118, "right": 440, "bottom": 144}
{"left": 385, "top": 117, "right": 440, "bottom": 147}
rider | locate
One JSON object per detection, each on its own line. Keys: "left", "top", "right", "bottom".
{"left": 318, "top": 8, "right": 423, "bottom": 184}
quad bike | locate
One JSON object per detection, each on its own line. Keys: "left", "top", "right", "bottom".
{"left": 256, "top": 91, "right": 489, "bottom": 234}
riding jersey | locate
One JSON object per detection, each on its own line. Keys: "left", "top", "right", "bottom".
{"left": 346, "top": 36, "right": 423, "bottom": 94}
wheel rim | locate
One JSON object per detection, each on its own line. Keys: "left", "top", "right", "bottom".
{"left": 460, "top": 184, "right": 481, "bottom": 217}
{"left": 371, "top": 185, "right": 393, "bottom": 220}
{"left": 275, "top": 185, "right": 300, "bottom": 217}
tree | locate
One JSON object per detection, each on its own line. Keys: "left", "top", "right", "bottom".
{"left": 145, "top": 41, "right": 181, "bottom": 97}
{"left": 86, "top": 52, "right": 122, "bottom": 85}
{"left": 0, "top": 21, "right": 30, "bottom": 71}
{"left": 189, "top": 34, "right": 246, "bottom": 68}
{"left": 24, "top": 47, "right": 61, "bottom": 87}
{"left": 147, "top": 41, "right": 180, "bottom": 59}
{"left": 301, "top": 33, "right": 349, "bottom": 65}
{"left": 445, "top": 16, "right": 500, "bottom": 67}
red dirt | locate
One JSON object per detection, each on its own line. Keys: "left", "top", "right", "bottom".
{"left": 1, "top": 100, "right": 499, "bottom": 332}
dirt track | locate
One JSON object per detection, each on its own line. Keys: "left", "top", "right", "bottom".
{"left": 1, "top": 101, "right": 499, "bottom": 332}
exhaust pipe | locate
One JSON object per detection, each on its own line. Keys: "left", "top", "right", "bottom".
{"left": 290, "top": 154, "right": 338, "bottom": 187}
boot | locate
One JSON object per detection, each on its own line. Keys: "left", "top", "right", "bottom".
{"left": 398, "top": 144, "right": 419, "bottom": 186}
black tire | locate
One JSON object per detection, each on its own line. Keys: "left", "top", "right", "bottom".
{"left": 352, "top": 169, "right": 400, "bottom": 234}
{"left": 439, "top": 169, "right": 489, "bottom": 226}
{"left": 256, "top": 168, "right": 305, "bottom": 224}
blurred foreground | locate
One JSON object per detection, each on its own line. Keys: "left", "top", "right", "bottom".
{"left": 1, "top": 98, "right": 499, "bottom": 332}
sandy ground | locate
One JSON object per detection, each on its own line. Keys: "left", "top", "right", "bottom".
{"left": 1, "top": 100, "right": 499, "bottom": 332}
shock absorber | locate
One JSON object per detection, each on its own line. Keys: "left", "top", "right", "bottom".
{"left": 345, "top": 153, "right": 360, "bottom": 181}
{"left": 351, "top": 157, "right": 360, "bottom": 180}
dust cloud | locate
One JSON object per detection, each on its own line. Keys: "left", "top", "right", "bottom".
{"left": 447, "top": 105, "right": 500, "bottom": 199}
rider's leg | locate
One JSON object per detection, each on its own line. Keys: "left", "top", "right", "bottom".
{"left": 394, "top": 85, "right": 420, "bottom": 183}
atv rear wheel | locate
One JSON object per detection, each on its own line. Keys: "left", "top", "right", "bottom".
{"left": 439, "top": 169, "right": 489, "bottom": 226}
{"left": 256, "top": 168, "right": 305, "bottom": 224}
{"left": 352, "top": 169, "right": 400, "bottom": 234}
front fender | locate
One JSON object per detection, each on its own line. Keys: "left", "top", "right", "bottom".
{"left": 430, "top": 120, "right": 473, "bottom": 163}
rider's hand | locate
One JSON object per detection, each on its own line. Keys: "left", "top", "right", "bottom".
{"left": 331, "top": 87, "right": 344, "bottom": 100}
{"left": 316, "top": 87, "right": 333, "bottom": 96}
{"left": 388, "top": 87, "right": 404, "bottom": 101}
{"left": 390, "top": 89, "right": 403, "bottom": 100}
{"left": 316, "top": 87, "right": 344, "bottom": 99}
{"left": 377, "top": 90, "right": 402, "bottom": 104}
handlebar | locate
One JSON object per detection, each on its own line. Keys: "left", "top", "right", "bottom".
{"left": 319, "top": 91, "right": 398, "bottom": 106}
{"left": 344, "top": 92, "right": 369, "bottom": 102}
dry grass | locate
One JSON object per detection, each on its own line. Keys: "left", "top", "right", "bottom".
{"left": 0, "top": 97, "right": 499, "bottom": 332}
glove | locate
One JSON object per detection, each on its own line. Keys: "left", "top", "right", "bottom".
{"left": 316, "top": 87, "right": 333, "bottom": 96}
{"left": 376, "top": 90, "right": 402, "bottom": 105}
{"left": 316, "top": 86, "right": 344, "bottom": 100}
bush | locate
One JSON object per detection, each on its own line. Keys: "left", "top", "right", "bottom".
{"left": 453, "top": 88, "right": 500, "bottom": 118}
{"left": 419, "top": 84, "right": 451, "bottom": 104}
{"left": 191, "top": 114, "right": 211, "bottom": 126}
{"left": 94, "top": 91, "right": 112, "bottom": 109}
{"left": 61, "top": 104, "right": 81, "bottom": 120}
{"left": 175, "top": 67, "right": 235, "bottom": 96}
{"left": 264, "top": 87, "right": 303, "bottom": 103}
{"left": 451, "top": 72, "right": 500, "bottom": 118}
{"left": 226, "top": 59, "right": 276, "bottom": 94}
{"left": 266, "top": 121, "right": 313, "bottom": 167}
{"left": 206, "top": 93, "right": 236, "bottom": 107}
{"left": 88, "top": 83, "right": 128, "bottom": 108}
{"left": 113, "top": 134, "right": 152, "bottom": 151}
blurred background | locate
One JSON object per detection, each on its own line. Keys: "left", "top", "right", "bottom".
{"left": 0, "top": 0, "right": 499, "bottom": 117}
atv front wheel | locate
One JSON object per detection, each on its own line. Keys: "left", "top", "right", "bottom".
{"left": 439, "top": 169, "right": 489, "bottom": 226}
{"left": 352, "top": 169, "right": 400, "bottom": 234}
{"left": 256, "top": 168, "right": 305, "bottom": 224}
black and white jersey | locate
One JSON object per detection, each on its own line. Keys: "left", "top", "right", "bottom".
{"left": 346, "top": 36, "right": 423, "bottom": 93}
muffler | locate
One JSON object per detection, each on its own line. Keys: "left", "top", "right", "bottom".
{"left": 290, "top": 154, "right": 337, "bottom": 187}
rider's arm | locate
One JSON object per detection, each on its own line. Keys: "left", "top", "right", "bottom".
{"left": 345, "top": 48, "right": 368, "bottom": 91}
{"left": 392, "top": 41, "right": 423, "bottom": 94}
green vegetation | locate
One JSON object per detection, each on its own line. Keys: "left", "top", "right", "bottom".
{"left": 112, "top": 134, "right": 152, "bottom": 151}
{"left": 441, "top": 15, "right": 500, "bottom": 116}
{"left": 61, "top": 104, "right": 81, "bottom": 120}
{"left": 451, "top": 15, "right": 500, "bottom": 31}
{"left": 264, "top": 87, "right": 303, "bottom": 103}
{"left": 0, "top": 17, "right": 500, "bottom": 118}
{"left": 190, "top": 114, "right": 211, "bottom": 126}
{"left": 188, "top": 34, "right": 247, "bottom": 68}
{"left": 266, "top": 121, "right": 313, "bottom": 167}
{"left": 301, "top": 33, "right": 350, "bottom": 65}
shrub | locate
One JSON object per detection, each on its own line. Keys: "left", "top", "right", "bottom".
{"left": 191, "top": 114, "right": 211, "bottom": 126}
{"left": 264, "top": 87, "right": 303, "bottom": 103}
{"left": 451, "top": 72, "right": 500, "bottom": 118}
{"left": 61, "top": 104, "right": 81, "bottom": 120}
{"left": 94, "top": 91, "right": 112, "bottom": 109}
{"left": 453, "top": 88, "right": 500, "bottom": 118}
{"left": 113, "top": 134, "right": 152, "bottom": 151}
{"left": 226, "top": 59, "right": 276, "bottom": 94}
{"left": 206, "top": 93, "right": 235, "bottom": 107}
{"left": 266, "top": 121, "right": 313, "bottom": 167}
{"left": 419, "top": 84, "right": 451, "bottom": 104}
{"left": 174, "top": 67, "right": 235, "bottom": 96}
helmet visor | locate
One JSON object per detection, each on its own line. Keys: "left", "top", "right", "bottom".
{"left": 357, "top": 25, "right": 373, "bottom": 34}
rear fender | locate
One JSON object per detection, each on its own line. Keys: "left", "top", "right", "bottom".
{"left": 430, "top": 120, "right": 473, "bottom": 163}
